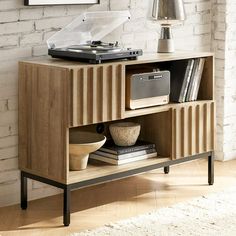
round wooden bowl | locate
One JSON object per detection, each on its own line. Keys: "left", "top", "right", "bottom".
{"left": 109, "top": 122, "right": 141, "bottom": 146}
{"left": 69, "top": 131, "right": 106, "bottom": 171}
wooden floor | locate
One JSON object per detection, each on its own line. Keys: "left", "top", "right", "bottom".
{"left": 0, "top": 159, "right": 236, "bottom": 236}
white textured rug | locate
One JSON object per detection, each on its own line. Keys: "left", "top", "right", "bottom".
{"left": 72, "top": 187, "right": 236, "bottom": 236}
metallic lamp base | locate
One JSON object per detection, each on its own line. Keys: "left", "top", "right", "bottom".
{"left": 158, "top": 26, "right": 175, "bottom": 53}
{"left": 158, "top": 39, "right": 175, "bottom": 53}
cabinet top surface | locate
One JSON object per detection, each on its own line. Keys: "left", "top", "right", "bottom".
{"left": 20, "top": 51, "right": 214, "bottom": 68}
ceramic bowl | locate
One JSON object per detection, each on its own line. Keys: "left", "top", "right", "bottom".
{"left": 69, "top": 131, "right": 106, "bottom": 171}
{"left": 109, "top": 122, "right": 141, "bottom": 146}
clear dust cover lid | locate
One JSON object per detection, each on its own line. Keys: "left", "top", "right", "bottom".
{"left": 47, "top": 10, "right": 131, "bottom": 49}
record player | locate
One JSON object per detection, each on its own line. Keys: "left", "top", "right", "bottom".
{"left": 47, "top": 11, "right": 143, "bottom": 64}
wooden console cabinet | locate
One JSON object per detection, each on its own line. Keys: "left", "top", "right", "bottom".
{"left": 19, "top": 52, "right": 215, "bottom": 226}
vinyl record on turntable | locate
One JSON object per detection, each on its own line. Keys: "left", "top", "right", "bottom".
{"left": 67, "top": 41, "right": 122, "bottom": 52}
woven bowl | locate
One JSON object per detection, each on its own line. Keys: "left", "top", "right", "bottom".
{"left": 109, "top": 122, "right": 141, "bottom": 147}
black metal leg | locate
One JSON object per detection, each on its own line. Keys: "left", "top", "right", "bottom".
{"left": 208, "top": 152, "right": 214, "bottom": 185}
{"left": 63, "top": 186, "right": 71, "bottom": 226}
{"left": 164, "top": 166, "right": 170, "bottom": 174}
{"left": 21, "top": 172, "right": 28, "bottom": 210}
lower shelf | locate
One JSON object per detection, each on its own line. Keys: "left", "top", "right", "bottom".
{"left": 68, "top": 156, "right": 170, "bottom": 184}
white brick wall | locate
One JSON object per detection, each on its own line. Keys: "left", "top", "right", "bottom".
{"left": 212, "top": 0, "right": 226, "bottom": 161}
{"left": 0, "top": 0, "right": 213, "bottom": 207}
{"left": 220, "top": 1, "right": 236, "bottom": 161}
{"left": 212, "top": 0, "right": 236, "bottom": 161}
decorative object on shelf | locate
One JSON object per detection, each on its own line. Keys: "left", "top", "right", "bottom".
{"left": 24, "top": 0, "right": 99, "bottom": 6}
{"left": 152, "top": 0, "right": 186, "bottom": 53}
{"left": 69, "top": 131, "right": 106, "bottom": 171}
{"left": 109, "top": 122, "right": 141, "bottom": 147}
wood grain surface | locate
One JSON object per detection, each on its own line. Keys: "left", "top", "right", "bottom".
{"left": 71, "top": 64, "right": 125, "bottom": 126}
{"left": 19, "top": 63, "right": 71, "bottom": 183}
{"left": 171, "top": 101, "right": 215, "bottom": 159}
{"left": 19, "top": 52, "right": 215, "bottom": 185}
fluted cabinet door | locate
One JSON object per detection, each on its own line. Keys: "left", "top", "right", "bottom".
{"left": 171, "top": 101, "right": 215, "bottom": 159}
{"left": 71, "top": 64, "right": 125, "bottom": 127}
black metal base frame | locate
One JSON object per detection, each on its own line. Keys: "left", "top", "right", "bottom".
{"left": 20, "top": 152, "right": 214, "bottom": 226}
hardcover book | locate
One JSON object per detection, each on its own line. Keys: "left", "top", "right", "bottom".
{"left": 94, "top": 148, "right": 157, "bottom": 160}
{"left": 90, "top": 152, "right": 157, "bottom": 165}
{"left": 99, "top": 140, "right": 156, "bottom": 155}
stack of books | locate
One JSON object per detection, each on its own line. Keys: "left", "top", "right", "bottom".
{"left": 169, "top": 57, "right": 205, "bottom": 103}
{"left": 90, "top": 140, "right": 157, "bottom": 165}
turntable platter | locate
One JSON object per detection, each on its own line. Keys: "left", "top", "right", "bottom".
{"left": 67, "top": 41, "right": 122, "bottom": 53}
{"left": 67, "top": 45, "right": 122, "bottom": 53}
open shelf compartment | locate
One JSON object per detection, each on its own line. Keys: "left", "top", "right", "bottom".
{"left": 124, "top": 55, "right": 214, "bottom": 118}
{"left": 68, "top": 110, "right": 172, "bottom": 184}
